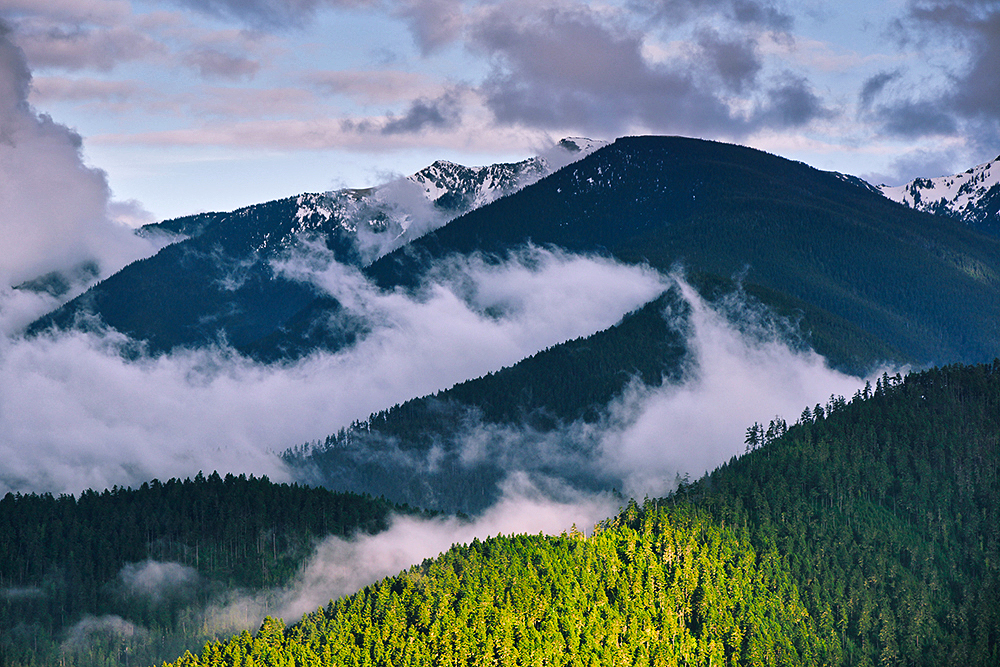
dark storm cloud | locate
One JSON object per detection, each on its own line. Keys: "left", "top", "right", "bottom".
{"left": 875, "top": 0, "right": 1000, "bottom": 145}
{"left": 881, "top": 100, "right": 959, "bottom": 137}
{"left": 696, "top": 29, "right": 762, "bottom": 92}
{"left": 759, "top": 75, "right": 830, "bottom": 128}
{"left": 911, "top": 1, "right": 1000, "bottom": 122}
{"left": 471, "top": 6, "right": 744, "bottom": 136}
{"left": 382, "top": 92, "right": 461, "bottom": 134}
{"left": 858, "top": 70, "right": 900, "bottom": 110}
{"left": 638, "top": 0, "right": 793, "bottom": 30}
{"left": 156, "top": 0, "right": 826, "bottom": 139}
{"left": 857, "top": 69, "right": 959, "bottom": 138}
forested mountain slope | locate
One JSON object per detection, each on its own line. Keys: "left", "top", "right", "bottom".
{"left": 354, "top": 136, "right": 1000, "bottom": 368}
{"left": 167, "top": 361, "right": 1000, "bottom": 666}
{"left": 0, "top": 474, "right": 421, "bottom": 667}
{"left": 27, "top": 137, "right": 1000, "bottom": 372}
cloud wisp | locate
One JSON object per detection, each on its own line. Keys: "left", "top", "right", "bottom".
{"left": 135, "top": 270, "right": 877, "bottom": 636}
{"left": 199, "top": 475, "right": 620, "bottom": 634}
{"left": 120, "top": 560, "right": 201, "bottom": 602}
{"left": 857, "top": 0, "right": 1000, "bottom": 152}
{"left": 588, "top": 277, "right": 875, "bottom": 498}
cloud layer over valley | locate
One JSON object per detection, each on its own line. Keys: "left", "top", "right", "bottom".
{"left": 357, "top": 272, "right": 878, "bottom": 505}
{"left": 0, "top": 247, "right": 667, "bottom": 496}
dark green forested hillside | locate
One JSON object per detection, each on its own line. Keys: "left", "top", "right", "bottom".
{"left": 287, "top": 289, "right": 691, "bottom": 512}
{"left": 27, "top": 198, "right": 367, "bottom": 354}
{"left": 171, "top": 508, "right": 829, "bottom": 667}
{"left": 695, "top": 363, "right": 1000, "bottom": 664}
{"left": 174, "top": 361, "right": 1000, "bottom": 666}
{"left": 0, "top": 473, "right": 420, "bottom": 667}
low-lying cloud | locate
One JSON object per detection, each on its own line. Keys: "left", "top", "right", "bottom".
{"left": 62, "top": 614, "right": 145, "bottom": 650}
{"left": 589, "top": 277, "right": 875, "bottom": 497}
{"left": 0, "top": 247, "right": 666, "bottom": 496}
{"left": 120, "top": 560, "right": 200, "bottom": 601}
{"left": 345, "top": 272, "right": 882, "bottom": 503}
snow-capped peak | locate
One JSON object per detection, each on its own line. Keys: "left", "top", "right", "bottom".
{"left": 285, "top": 138, "right": 607, "bottom": 262}
{"left": 878, "top": 155, "right": 1000, "bottom": 230}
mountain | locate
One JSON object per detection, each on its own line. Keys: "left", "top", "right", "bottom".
{"left": 26, "top": 135, "right": 1000, "bottom": 514}
{"left": 28, "top": 136, "right": 1000, "bottom": 369}
{"left": 273, "top": 136, "right": 1000, "bottom": 512}
{"left": 275, "top": 135, "right": 1000, "bottom": 369}
{"left": 286, "top": 289, "right": 692, "bottom": 512}
{"left": 879, "top": 155, "right": 1000, "bottom": 237}
{"left": 164, "top": 361, "right": 1000, "bottom": 667}
{"left": 26, "top": 139, "right": 605, "bottom": 354}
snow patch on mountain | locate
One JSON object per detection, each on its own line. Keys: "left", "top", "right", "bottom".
{"left": 281, "top": 138, "right": 608, "bottom": 262}
{"left": 879, "top": 155, "right": 1000, "bottom": 232}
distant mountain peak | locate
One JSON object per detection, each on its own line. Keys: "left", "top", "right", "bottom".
{"left": 879, "top": 155, "right": 1000, "bottom": 236}
{"left": 139, "top": 138, "right": 607, "bottom": 265}
{"left": 558, "top": 137, "right": 603, "bottom": 152}
{"left": 279, "top": 138, "right": 606, "bottom": 261}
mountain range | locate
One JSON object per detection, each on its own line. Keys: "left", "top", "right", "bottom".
{"left": 22, "top": 135, "right": 1000, "bottom": 512}
{"left": 27, "top": 136, "right": 1000, "bottom": 369}
{"left": 6, "top": 136, "right": 1000, "bottom": 666}
{"left": 26, "top": 138, "right": 605, "bottom": 355}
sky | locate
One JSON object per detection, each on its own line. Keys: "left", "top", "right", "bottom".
{"left": 1, "top": 0, "right": 998, "bottom": 223}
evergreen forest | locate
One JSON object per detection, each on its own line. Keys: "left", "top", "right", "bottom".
{"left": 162, "top": 361, "right": 999, "bottom": 666}
{"left": 0, "top": 473, "right": 419, "bottom": 666}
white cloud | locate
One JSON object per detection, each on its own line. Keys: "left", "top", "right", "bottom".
{"left": 62, "top": 615, "right": 145, "bottom": 650}
{"left": 0, "top": 24, "right": 158, "bottom": 289}
{"left": 120, "top": 560, "right": 200, "bottom": 601}
{"left": 590, "top": 277, "right": 878, "bottom": 497}
{"left": 0, "top": 247, "right": 666, "bottom": 496}
{"left": 430, "top": 273, "right": 884, "bottom": 501}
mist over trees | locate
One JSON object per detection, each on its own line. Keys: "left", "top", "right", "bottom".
{"left": 4, "top": 136, "right": 1000, "bottom": 666}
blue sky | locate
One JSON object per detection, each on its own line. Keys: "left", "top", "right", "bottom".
{"left": 3, "top": 0, "right": 999, "bottom": 221}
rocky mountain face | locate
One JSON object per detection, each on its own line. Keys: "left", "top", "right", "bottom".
{"left": 141, "top": 137, "right": 606, "bottom": 265}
